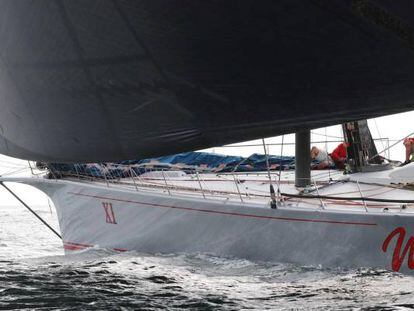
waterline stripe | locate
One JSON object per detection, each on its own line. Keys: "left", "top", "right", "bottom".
{"left": 63, "top": 241, "right": 127, "bottom": 252}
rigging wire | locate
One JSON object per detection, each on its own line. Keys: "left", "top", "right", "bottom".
{"left": 0, "top": 159, "right": 28, "bottom": 166}
{"left": 47, "top": 198, "right": 53, "bottom": 215}
{"left": 262, "top": 138, "right": 277, "bottom": 209}
{"left": 373, "top": 118, "right": 386, "bottom": 157}
{"left": 324, "top": 127, "right": 331, "bottom": 181}
{"left": 278, "top": 135, "right": 285, "bottom": 196}
{"left": 220, "top": 140, "right": 342, "bottom": 148}
{"left": 311, "top": 131, "right": 343, "bottom": 140}
{"left": 0, "top": 181, "right": 61, "bottom": 239}
{"left": 369, "top": 130, "right": 414, "bottom": 161}
{"left": 277, "top": 135, "right": 285, "bottom": 188}
{"left": 0, "top": 167, "right": 31, "bottom": 176}
{"left": 0, "top": 162, "right": 30, "bottom": 169}
{"left": 280, "top": 191, "right": 414, "bottom": 204}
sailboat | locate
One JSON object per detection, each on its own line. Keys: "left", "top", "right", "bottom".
{"left": 1, "top": 1, "right": 414, "bottom": 273}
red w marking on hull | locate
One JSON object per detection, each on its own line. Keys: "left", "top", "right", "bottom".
{"left": 382, "top": 227, "right": 414, "bottom": 272}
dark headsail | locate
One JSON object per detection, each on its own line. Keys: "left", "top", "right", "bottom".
{"left": 0, "top": 0, "right": 414, "bottom": 162}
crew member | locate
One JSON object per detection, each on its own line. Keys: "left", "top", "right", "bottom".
{"left": 402, "top": 137, "right": 414, "bottom": 166}
{"left": 310, "top": 146, "right": 332, "bottom": 170}
{"left": 330, "top": 142, "right": 349, "bottom": 170}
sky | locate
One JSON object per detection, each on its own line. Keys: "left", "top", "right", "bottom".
{"left": 0, "top": 110, "right": 413, "bottom": 209}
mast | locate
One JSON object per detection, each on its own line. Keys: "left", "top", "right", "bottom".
{"left": 295, "top": 130, "right": 311, "bottom": 187}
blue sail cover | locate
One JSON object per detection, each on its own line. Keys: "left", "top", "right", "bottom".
{"left": 47, "top": 152, "right": 296, "bottom": 179}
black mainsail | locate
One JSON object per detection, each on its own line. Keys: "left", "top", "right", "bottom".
{"left": 0, "top": 0, "right": 414, "bottom": 162}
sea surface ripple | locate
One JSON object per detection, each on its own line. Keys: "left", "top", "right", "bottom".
{"left": 1, "top": 205, "right": 414, "bottom": 310}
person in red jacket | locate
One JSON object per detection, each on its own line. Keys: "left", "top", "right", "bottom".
{"left": 329, "top": 142, "right": 349, "bottom": 170}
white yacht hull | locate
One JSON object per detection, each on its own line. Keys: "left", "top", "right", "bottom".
{"left": 7, "top": 178, "right": 414, "bottom": 274}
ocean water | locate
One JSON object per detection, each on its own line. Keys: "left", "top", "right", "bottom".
{"left": 1, "top": 205, "right": 414, "bottom": 310}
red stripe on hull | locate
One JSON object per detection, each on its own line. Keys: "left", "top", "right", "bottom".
{"left": 63, "top": 242, "right": 128, "bottom": 252}
{"left": 68, "top": 191, "right": 377, "bottom": 226}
